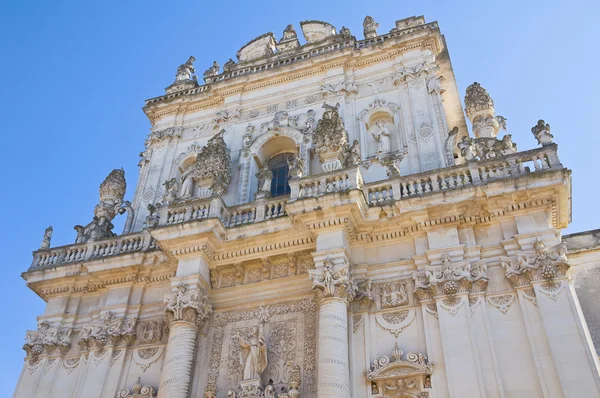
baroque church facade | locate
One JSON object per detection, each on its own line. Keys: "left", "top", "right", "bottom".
{"left": 15, "top": 15, "right": 600, "bottom": 398}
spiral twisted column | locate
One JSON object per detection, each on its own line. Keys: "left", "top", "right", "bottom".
{"left": 157, "top": 284, "right": 212, "bottom": 398}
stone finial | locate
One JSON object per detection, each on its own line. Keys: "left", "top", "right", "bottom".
{"left": 464, "top": 82, "right": 501, "bottom": 138}
{"left": 40, "top": 226, "right": 53, "bottom": 250}
{"left": 99, "top": 168, "right": 126, "bottom": 205}
{"left": 74, "top": 169, "right": 127, "bottom": 243}
{"left": 339, "top": 26, "right": 352, "bottom": 38}
{"left": 363, "top": 16, "right": 379, "bottom": 39}
{"left": 464, "top": 82, "right": 494, "bottom": 119}
{"left": 203, "top": 61, "right": 220, "bottom": 83}
{"left": 313, "top": 103, "right": 349, "bottom": 171}
{"left": 277, "top": 24, "right": 300, "bottom": 52}
{"left": 532, "top": 119, "right": 554, "bottom": 146}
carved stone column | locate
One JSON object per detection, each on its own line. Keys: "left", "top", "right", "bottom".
{"left": 309, "top": 257, "right": 354, "bottom": 398}
{"left": 158, "top": 284, "right": 212, "bottom": 398}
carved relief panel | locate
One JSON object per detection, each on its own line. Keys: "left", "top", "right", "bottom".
{"left": 205, "top": 299, "right": 317, "bottom": 398}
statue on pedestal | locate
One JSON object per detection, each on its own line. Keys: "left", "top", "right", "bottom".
{"left": 343, "top": 140, "right": 362, "bottom": 167}
{"left": 287, "top": 155, "right": 304, "bottom": 180}
{"left": 176, "top": 56, "right": 196, "bottom": 82}
{"left": 532, "top": 119, "right": 554, "bottom": 146}
{"left": 255, "top": 166, "right": 273, "bottom": 199}
{"left": 40, "top": 226, "right": 52, "bottom": 250}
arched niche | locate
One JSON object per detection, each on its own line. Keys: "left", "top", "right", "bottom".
{"left": 237, "top": 127, "right": 310, "bottom": 204}
{"left": 357, "top": 98, "right": 405, "bottom": 159}
{"left": 365, "top": 111, "right": 398, "bottom": 157}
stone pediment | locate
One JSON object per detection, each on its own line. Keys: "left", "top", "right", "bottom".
{"left": 300, "top": 20, "right": 336, "bottom": 42}
{"left": 236, "top": 33, "right": 277, "bottom": 62}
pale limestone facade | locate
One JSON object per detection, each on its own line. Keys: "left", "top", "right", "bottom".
{"left": 14, "top": 15, "right": 600, "bottom": 398}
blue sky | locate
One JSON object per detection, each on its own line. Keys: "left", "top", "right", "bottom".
{"left": 1, "top": 0, "right": 599, "bottom": 394}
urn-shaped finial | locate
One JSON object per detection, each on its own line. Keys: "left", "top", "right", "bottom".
{"left": 464, "top": 82, "right": 494, "bottom": 120}
{"left": 391, "top": 341, "right": 403, "bottom": 362}
{"left": 99, "top": 168, "right": 126, "bottom": 204}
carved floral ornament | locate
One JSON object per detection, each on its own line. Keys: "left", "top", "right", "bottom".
{"left": 164, "top": 284, "right": 212, "bottom": 327}
{"left": 501, "top": 238, "right": 571, "bottom": 294}
{"left": 78, "top": 311, "right": 137, "bottom": 352}
{"left": 464, "top": 82, "right": 494, "bottom": 119}
{"left": 23, "top": 321, "right": 72, "bottom": 359}
{"left": 367, "top": 342, "right": 432, "bottom": 398}
{"left": 413, "top": 254, "right": 488, "bottom": 303}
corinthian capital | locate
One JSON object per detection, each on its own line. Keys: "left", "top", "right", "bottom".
{"left": 413, "top": 254, "right": 488, "bottom": 300}
{"left": 308, "top": 258, "right": 355, "bottom": 301}
{"left": 164, "top": 284, "right": 212, "bottom": 327}
{"left": 501, "top": 238, "right": 570, "bottom": 288}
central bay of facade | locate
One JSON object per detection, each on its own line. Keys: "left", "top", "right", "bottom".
{"left": 17, "top": 14, "right": 600, "bottom": 398}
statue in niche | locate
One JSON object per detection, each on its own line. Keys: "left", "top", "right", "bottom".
{"left": 162, "top": 178, "right": 179, "bottom": 204}
{"left": 371, "top": 120, "right": 392, "bottom": 154}
{"left": 287, "top": 155, "right": 304, "bottom": 180}
{"left": 179, "top": 165, "right": 197, "bottom": 199}
{"left": 239, "top": 325, "right": 268, "bottom": 381}
{"left": 40, "top": 226, "right": 52, "bottom": 250}
{"left": 343, "top": 140, "right": 362, "bottom": 167}
{"left": 176, "top": 56, "right": 196, "bottom": 81}
{"left": 255, "top": 166, "right": 273, "bottom": 199}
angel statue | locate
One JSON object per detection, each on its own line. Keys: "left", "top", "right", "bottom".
{"left": 176, "top": 56, "right": 196, "bottom": 81}
{"left": 287, "top": 155, "right": 305, "bottom": 180}
{"left": 40, "top": 226, "right": 53, "bottom": 250}
{"left": 239, "top": 325, "right": 268, "bottom": 381}
{"left": 162, "top": 178, "right": 179, "bottom": 204}
{"left": 343, "top": 139, "right": 362, "bottom": 167}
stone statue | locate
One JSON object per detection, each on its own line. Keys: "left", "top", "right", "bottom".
{"left": 204, "top": 61, "right": 220, "bottom": 78}
{"left": 380, "top": 153, "right": 404, "bottom": 178}
{"left": 144, "top": 204, "right": 159, "bottom": 229}
{"left": 445, "top": 127, "right": 459, "bottom": 166}
{"left": 372, "top": 120, "right": 392, "bottom": 154}
{"left": 496, "top": 115, "right": 508, "bottom": 131}
{"left": 339, "top": 26, "right": 352, "bottom": 38}
{"left": 162, "top": 178, "right": 179, "bottom": 204}
{"left": 287, "top": 155, "right": 304, "bottom": 180}
{"left": 176, "top": 56, "right": 196, "bottom": 81}
{"left": 74, "top": 169, "right": 126, "bottom": 243}
{"left": 239, "top": 325, "right": 268, "bottom": 381}
{"left": 363, "top": 15, "right": 379, "bottom": 39}
{"left": 180, "top": 166, "right": 197, "bottom": 199}
{"left": 532, "top": 119, "right": 554, "bottom": 146}
{"left": 40, "top": 226, "right": 52, "bottom": 250}
{"left": 343, "top": 140, "right": 362, "bottom": 167}
{"left": 255, "top": 166, "right": 273, "bottom": 199}
{"left": 223, "top": 58, "right": 235, "bottom": 73}
{"left": 458, "top": 136, "right": 477, "bottom": 161}
{"left": 264, "top": 384, "right": 276, "bottom": 398}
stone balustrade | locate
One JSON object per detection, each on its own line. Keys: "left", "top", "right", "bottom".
{"left": 30, "top": 231, "right": 158, "bottom": 270}
{"left": 289, "top": 165, "right": 363, "bottom": 201}
{"left": 30, "top": 145, "right": 561, "bottom": 270}
{"left": 366, "top": 144, "right": 561, "bottom": 206}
